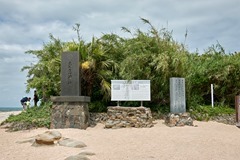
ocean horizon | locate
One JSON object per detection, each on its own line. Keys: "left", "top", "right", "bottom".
{"left": 0, "top": 107, "right": 22, "bottom": 112}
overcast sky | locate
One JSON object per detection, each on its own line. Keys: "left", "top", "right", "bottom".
{"left": 0, "top": 0, "right": 239, "bottom": 107}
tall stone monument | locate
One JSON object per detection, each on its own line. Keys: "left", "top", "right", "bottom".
{"left": 170, "top": 77, "right": 186, "bottom": 113}
{"left": 50, "top": 51, "right": 90, "bottom": 129}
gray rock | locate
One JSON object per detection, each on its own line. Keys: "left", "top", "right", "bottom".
{"left": 165, "top": 112, "right": 194, "bottom": 127}
{"left": 35, "top": 130, "right": 62, "bottom": 145}
{"left": 58, "top": 138, "right": 87, "bottom": 148}
{"left": 65, "top": 155, "right": 90, "bottom": 160}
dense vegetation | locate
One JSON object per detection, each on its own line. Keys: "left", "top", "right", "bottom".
{"left": 22, "top": 18, "right": 240, "bottom": 112}
{"left": 2, "top": 18, "right": 237, "bottom": 130}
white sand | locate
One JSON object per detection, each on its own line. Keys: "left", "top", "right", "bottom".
{"left": 0, "top": 112, "right": 240, "bottom": 160}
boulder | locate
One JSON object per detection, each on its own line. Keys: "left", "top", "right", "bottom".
{"left": 65, "top": 155, "right": 90, "bottom": 160}
{"left": 35, "top": 130, "right": 62, "bottom": 145}
{"left": 58, "top": 138, "right": 87, "bottom": 148}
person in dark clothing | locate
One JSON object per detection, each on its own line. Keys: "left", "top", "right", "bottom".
{"left": 20, "top": 97, "right": 31, "bottom": 110}
{"left": 33, "top": 90, "right": 39, "bottom": 106}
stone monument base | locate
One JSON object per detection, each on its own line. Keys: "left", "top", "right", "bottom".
{"left": 50, "top": 96, "right": 90, "bottom": 129}
{"left": 105, "top": 106, "right": 154, "bottom": 129}
{"left": 165, "top": 112, "right": 194, "bottom": 127}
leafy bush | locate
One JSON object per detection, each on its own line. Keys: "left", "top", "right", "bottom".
{"left": 89, "top": 101, "right": 108, "bottom": 112}
{"left": 5, "top": 102, "right": 51, "bottom": 129}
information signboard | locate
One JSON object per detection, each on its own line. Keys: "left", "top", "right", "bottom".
{"left": 111, "top": 80, "right": 151, "bottom": 101}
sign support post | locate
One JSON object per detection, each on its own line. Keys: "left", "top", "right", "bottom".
{"left": 211, "top": 84, "right": 214, "bottom": 108}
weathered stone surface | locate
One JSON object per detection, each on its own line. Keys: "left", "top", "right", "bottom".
{"left": 51, "top": 102, "right": 89, "bottom": 129}
{"left": 165, "top": 113, "right": 193, "bottom": 127}
{"left": 47, "top": 130, "right": 62, "bottom": 139}
{"left": 89, "top": 112, "right": 108, "bottom": 126}
{"left": 16, "top": 131, "right": 94, "bottom": 160}
{"left": 170, "top": 78, "right": 186, "bottom": 113}
{"left": 35, "top": 131, "right": 62, "bottom": 145}
{"left": 65, "top": 151, "right": 95, "bottom": 160}
{"left": 105, "top": 106, "right": 154, "bottom": 129}
{"left": 58, "top": 138, "right": 87, "bottom": 148}
{"left": 89, "top": 112, "right": 236, "bottom": 126}
{"left": 65, "top": 155, "right": 90, "bottom": 160}
{"left": 78, "top": 151, "right": 96, "bottom": 156}
{"left": 210, "top": 114, "right": 236, "bottom": 125}
{"left": 61, "top": 52, "right": 80, "bottom": 96}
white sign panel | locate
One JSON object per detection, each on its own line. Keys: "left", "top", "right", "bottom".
{"left": 111, "top": 80, "right": 151, "bottom": 101}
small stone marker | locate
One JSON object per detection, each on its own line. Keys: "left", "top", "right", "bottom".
{"left": 61, "top": 51, "right": 80, "bottom": 96}
{"left": 170, "top": 77, "right": 186, "bottom": 113}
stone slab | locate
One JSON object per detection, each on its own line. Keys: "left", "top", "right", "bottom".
{"left": 61, "top": 52, "right": 80, "bottom": 96}
{"left": 170, "top": 77, "right": 186, "bottom": 113}
{"left": 51, "top": 96, "right": 90, "bottom": 102}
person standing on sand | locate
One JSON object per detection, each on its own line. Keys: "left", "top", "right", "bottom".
{"left": 33, "top": 90, "right": 39, "bottom": 106}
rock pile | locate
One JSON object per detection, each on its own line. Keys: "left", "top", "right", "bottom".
{"left": 89, "top": 112, "right": 108, "bottom": 126}
{"left": 210, "top": 114, "right": 236, "bottom": 125}
{"left": 105, "top": 106, "right": 154, "bottom": 129}
{"left": 165, "top": 112, "right": 194, "bottom": 127}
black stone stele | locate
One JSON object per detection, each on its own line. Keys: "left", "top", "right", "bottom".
{"left": 61, "top": 52, "right": 80, "bottom": 96}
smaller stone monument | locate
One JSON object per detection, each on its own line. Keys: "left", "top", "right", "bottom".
{"left": 170, "top": 77, "right": 186, "bottom": 113}
{"left": 165, "top": 77, "right": 193, "bottom": 127}
{"left": 51, "top": 51, "right": 90, "bottom": 129}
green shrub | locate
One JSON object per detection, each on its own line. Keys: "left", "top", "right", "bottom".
{"left": 190, "top": 105, "right": 235, "bottom": 121}
{"left": 5, "top": 102, "right": 51, "bottom": 128}
{"left": 89, "top": 101, "right": 107, "bottom": 112}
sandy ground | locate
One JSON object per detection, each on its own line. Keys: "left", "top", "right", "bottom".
{"left": 0, "top": 111, "right": 240, "bottom": 160}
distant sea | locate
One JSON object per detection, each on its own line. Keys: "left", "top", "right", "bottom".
{"left": 0, "top": 107, "right": 22, "bottom": 112}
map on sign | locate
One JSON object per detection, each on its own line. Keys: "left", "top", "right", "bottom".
{"left": 111, "top": 80, "right": 151, "bottom": 101}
